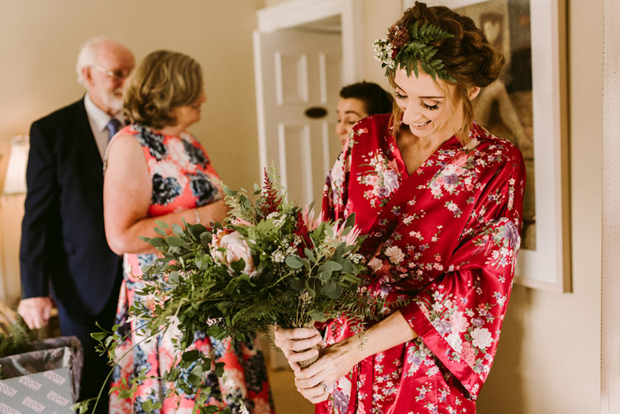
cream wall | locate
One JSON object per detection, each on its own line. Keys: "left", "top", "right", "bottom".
{"left": 0, "top": 0, "right": 266, "bottom": 306}
{"left": 477, "top": 0, "right": 603, "bottom": 412}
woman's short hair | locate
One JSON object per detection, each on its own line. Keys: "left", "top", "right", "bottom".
{"left": 124, "top": 50, "right": 203, "bottom": 129}
{"left": 388, "top": 1, "right": 505, "bottom": 142}
{"left": 339, "top": 82, "right": 394, "bottom": 115}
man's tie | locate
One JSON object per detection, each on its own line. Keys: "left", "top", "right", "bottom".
{"left": 106, "top": 118, "right": 122, "bottom": 141}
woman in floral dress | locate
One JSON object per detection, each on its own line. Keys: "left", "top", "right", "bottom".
{"left": 274, "top": 2, "right": 525, "bottom": 413}
{"left": 104, "top": 50, "right": 273, "bottom": 413}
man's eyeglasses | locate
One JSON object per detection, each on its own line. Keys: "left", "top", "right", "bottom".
{"left": 91, "top": 65, "right": 131, "bottom": 80}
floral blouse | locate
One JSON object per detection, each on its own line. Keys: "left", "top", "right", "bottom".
{"left": 318, "top": 114, "right": 525, "bottom": 414}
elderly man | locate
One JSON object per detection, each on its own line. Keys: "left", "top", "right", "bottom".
{"left": 19, "top": 37, "right": 134, "bottom": 412}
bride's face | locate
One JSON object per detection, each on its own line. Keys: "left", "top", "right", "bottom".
{"left": 393, "top": 67, "right": 461, "bottom": 142}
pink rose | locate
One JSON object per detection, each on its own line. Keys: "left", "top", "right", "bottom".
{"left": 210, "top": 229, "right": 257, "bottom": 276}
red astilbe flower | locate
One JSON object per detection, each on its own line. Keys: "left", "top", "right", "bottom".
{"left": 258, "top": 169, "right": 282, "bottom": 216}
{"left": 293, "top": 211, "right": 313, "bottom": 257}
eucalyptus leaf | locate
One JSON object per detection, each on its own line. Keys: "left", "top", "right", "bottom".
{"left": 200, "top": 232, "right": 212, "bottom": 247}
{"left": 168, "top": 271, "right": 179, "bottom": 284}
{"left": 308, "top": 309, "right": 327, "bottom": 322}
{"left": 285, "top": 256, "right": 304, "bottom": 269}
{"left": 319, "top": 270, "right": 332, "bottom": 281}
{"left": 154, "top": 227, "right": 167, "bottom": 236}
{"left": 341, "top": 260, "right": 354, "bottom": 273}
{"left": 323, "top": 281, "right": 342, "bottom": 299}
{"left": 187, "top": 373, "right": 202, "bottom": 386}
{"left": 166, "top": 236, "right": 185, "bottom": 247}
{"left": 90, "top": 331, "right": 107, "bottom": 341}
{"left": 148, "top": 237, "right": 166, "bottom": 248}
{"left": 304, "top": 248, "right": 316, "bottom": 262}
{"left": 171, "top": 223, "right": 184, "bottom": 235}
{"left": 188, "top": 223, "right": 207, "bottom": 239}
{"left": 155, "top": 220, "right": 170, "bottom": 229}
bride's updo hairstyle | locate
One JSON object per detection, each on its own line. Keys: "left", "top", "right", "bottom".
{"left": 124, "top": 50, "right": 203, "bottom": 129}
{"left": 387, "top": 1, "right": 505, "bottom": 142}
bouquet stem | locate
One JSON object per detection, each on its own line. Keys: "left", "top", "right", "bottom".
{"left": 295, "top": 344, "right": 320, "bottom": 368}
{"left": 295, "top": 321, "right": 321, "bottom": 368}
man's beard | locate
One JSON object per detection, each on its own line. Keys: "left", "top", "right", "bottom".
{"left": 107, "top": 90, "right": 124, "bottom": 114}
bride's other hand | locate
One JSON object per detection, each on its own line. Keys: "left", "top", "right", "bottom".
{"left": 273, "top": 325, "right": 325, "bottom": 372}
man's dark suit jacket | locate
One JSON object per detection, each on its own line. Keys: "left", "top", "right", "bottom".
{"left": 20, "top": 99, "right": 122, "bottom": 317}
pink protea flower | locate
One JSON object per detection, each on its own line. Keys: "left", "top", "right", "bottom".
{"left": 301, "top": 205, "right": 321, "bottom": 231}
{"left": 328, "top": 220, "right": 361, "bottom": 248}
{"left": 232, "top": 218, "right": 252, "bottom": 226}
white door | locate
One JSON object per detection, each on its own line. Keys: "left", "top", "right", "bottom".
{"left": 253, "top": 29, "right": 344, "bottom": 208}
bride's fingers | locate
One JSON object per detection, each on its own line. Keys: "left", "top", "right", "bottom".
{"left": 287, "top": 347, "right": 320, "bottom": 363}
{"left": 296, "top": 378, "right": 330, "bottom": 404}
{"left": 274, "top": 325, "right": 321, "bottom": 341}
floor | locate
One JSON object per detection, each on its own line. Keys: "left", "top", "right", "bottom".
{"left": 258, "top": 331, "right": 314, "bottom": 414}
{"left": 268, "top": 367, "right": 315, "bottom": 414}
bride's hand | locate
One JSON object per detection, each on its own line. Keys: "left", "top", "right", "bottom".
{"left": 292, "top": 336, "right": 361, "bottom": 404}
{"left": 273, "top": 325, "right": 325, "bottom": 372}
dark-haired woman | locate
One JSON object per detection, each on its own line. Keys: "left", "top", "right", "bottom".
{"left": 274, "top": 2, "right": 525, "bottom": 413}
{"left": 104, "top": 50, "right": 273, "bottom": 413}
{"left": 336, "top": 82, "right": 394, "bottom": 148}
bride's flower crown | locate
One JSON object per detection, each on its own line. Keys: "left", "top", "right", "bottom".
{"left": 373, "top": 21, "right": 455, "bottom": 82}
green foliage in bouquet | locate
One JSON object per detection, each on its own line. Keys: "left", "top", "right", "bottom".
{"left": 135, "top": 170, "right": 375, "bottom": 343}
{"left": 76, "top": 169, "right": 381, "bottom": 413}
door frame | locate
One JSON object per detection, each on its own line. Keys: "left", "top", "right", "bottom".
{"left": 254, "top": 0, "right": 363, "bottom": 174}
{"left": 256, "top": 0, "right": 364, "bottom": 85}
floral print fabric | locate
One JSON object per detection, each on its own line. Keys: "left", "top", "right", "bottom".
{"left": 318, "top": 114, "right": 525, "bottom": 414}
{"left": 110, "top": 125, "right": 273, "bottom": 413}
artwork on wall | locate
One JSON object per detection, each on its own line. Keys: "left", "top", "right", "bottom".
{"left": 403, "top": 0, "right": 570, "bottom": 292}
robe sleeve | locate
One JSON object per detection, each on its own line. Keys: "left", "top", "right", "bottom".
{"left": 399, "top": 149, "right": 526, "bottom": 399}
{"left": 321, "top": 143, "right": 350, "bottom": 223}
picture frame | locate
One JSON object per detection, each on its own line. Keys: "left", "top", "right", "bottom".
{"left": 403, "top": 0, "right": 571, "bottom": 292}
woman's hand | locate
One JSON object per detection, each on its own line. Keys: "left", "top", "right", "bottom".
{"left": 292, "top": 335, "right": 362, "bottom": 404}
{"left": 273, "top": 325, "right": 324, "bottom": 371}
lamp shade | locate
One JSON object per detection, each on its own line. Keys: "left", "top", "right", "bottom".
{"left": 3, "top": 135, "right": 29, "bottom": 195}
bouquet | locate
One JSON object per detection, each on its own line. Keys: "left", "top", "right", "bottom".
{"left": 78, "top": 171, "right": 378, "bottom": 413}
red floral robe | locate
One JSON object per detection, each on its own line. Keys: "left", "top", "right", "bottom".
{"left": 318, "top": 114, "right": 525, "bottom": 414}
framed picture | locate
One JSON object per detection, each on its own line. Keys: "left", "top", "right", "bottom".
{"left": 403, "top": 0, "right": 570, "bottom": 292}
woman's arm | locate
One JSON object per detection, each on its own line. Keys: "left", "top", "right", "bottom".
{"left": 103, "top": 133, "right": 228, "bottom": 255}
{"left": 274, "top": 310, "right": 417, "bottom": 404}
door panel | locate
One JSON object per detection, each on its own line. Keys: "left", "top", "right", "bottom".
{"left": 254, "top": 29, "right": 343, "bottom": 208}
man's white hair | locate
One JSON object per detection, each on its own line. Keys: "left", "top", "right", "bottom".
{"left": 75, "top": 37, "right": 110, "bottom": 87}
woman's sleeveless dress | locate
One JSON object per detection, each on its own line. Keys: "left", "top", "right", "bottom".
{"left": 109, "top": 125, "right": 274, "bottom": 414}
